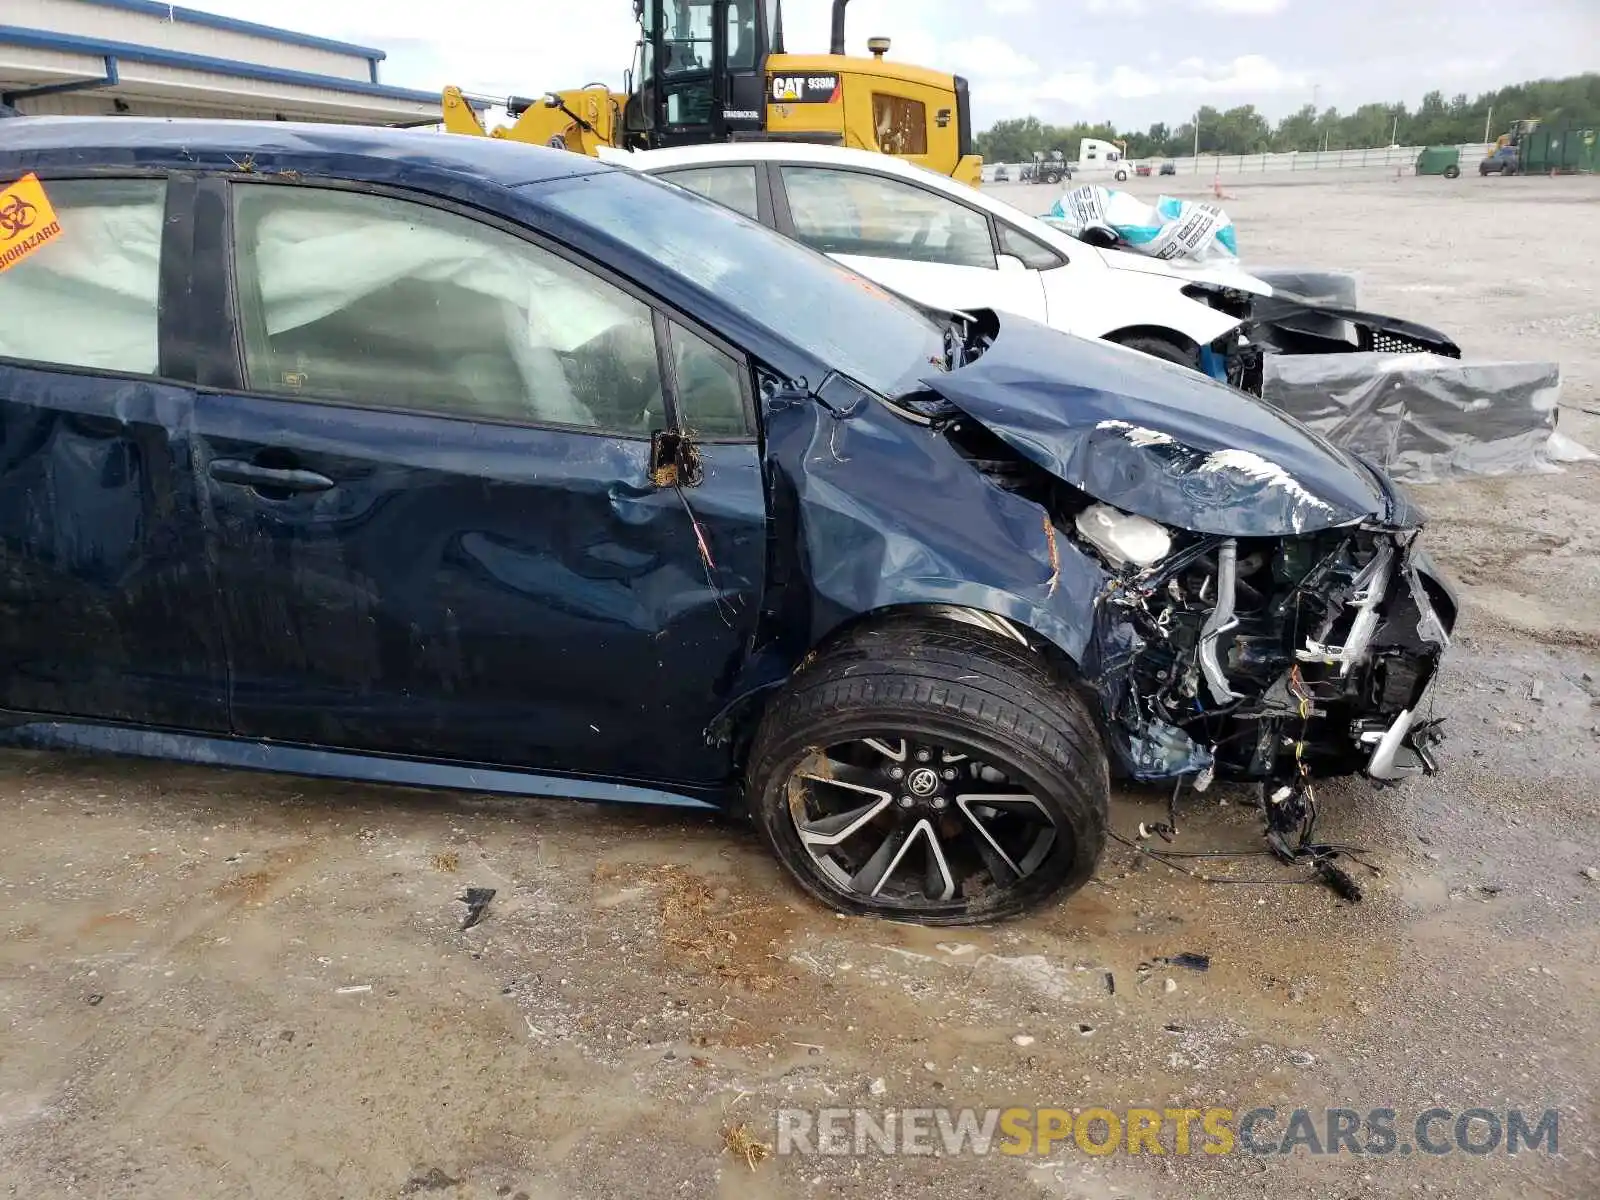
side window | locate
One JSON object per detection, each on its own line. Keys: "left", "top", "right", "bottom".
{"left": 872, "top": 95, "right": 929, "bottom": 156}
{"left": 669, "top": 322, "right": 751, "bottom": 438}
{"left": 997, "top": 222, "right": 1067, "bottom": 271}
{"left": 231, "top": 185, "right": 666, "bottom": 433}
{"left": 0, "top": 178, "right": 165, "bottom": 375}
{"left": 780, "top": 167, "right": 996, "bottom": 270}
{"left": 656, "top": 166, "right": 761, "bottom": 221}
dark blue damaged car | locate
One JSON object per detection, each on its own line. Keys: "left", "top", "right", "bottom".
{"left": 0, "top": 119, "right": 1456, "bottom": 923}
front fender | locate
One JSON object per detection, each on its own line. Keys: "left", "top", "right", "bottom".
{"left": 757, "top": 385, "right": 1108, "bottom": 671}
{"left": 1042, "top": 266, "right": 1242, "bottom": 347}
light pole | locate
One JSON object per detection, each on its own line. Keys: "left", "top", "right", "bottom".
{"left": 1391, "top": 113, "right": 1399, "bottom": 146}
{"left": 1484, "top": 104, "right": 1494, "bottom": 144}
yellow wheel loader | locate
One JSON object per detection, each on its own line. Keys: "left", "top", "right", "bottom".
{"left": 441, "top": 1, "right": 982, "bottom": 186}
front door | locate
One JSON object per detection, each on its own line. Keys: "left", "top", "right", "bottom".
{"left": 193, "top": 180, "right": 766, "bottom": 785}
{"left": 0, "top": 175, "right": 229, "bottom": 729}
{"left": 773, "top": 165, "right": 1050, "bottom": 322}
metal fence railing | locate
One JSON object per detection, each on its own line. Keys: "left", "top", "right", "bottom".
{"left": 1162, "top": 144, "right": 1494, "bottom": 175}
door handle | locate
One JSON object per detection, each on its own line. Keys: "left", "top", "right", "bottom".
{"left": 209, "top": 459, "right": 336, "bottom": 494}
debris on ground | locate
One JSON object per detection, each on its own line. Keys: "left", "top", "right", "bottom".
{"left": 592, "top": 863, "right": 793, "bottom": 992}
{"left": 1316, "top": 859, "right": 1364, "bottom": 902}
{"left": 722, "top": 1122, "right": 771, "bottom": 1170}
{"left": 431, "top": 851, "right": 460, "bottom": 873}
{"left": 1530, "top": 680, "right": 1545, "bottom": 702}
{"left": 1164, "top": 978, "right": 1178, "bottom": 993}
{"left": 1288, "top": 1050, "right": 1317, "bottom": 1068}
{"left": 335, "top": 984, "right": 372, "bottom": 995}
{"left": 868, "top": 1077, "right": 888, "bottom": 1095}
{"left": 400, "top": 1167, "right": 460, "bottom": 1193}
{"left": 1011, "top": 1035, "right": 1035, "bottom": 1047}
{"left": 459, "top": 888, "right": 496, "bottom": 930}
{"left": 1581, "top": 866, "right": 1600, "bottom": 882}
{"left": 1156, "top": 953, "right": 1211, "bottom": 972}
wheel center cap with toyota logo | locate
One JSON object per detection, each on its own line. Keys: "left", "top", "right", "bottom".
{"left": 907, "top": 767, "right": 940, "bottom": 797}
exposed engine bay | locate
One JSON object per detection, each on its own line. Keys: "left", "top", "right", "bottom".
{"left": 1087, "top": 522, "right": 1454, "bottom": 786}
{"left": 946, "top": 418, "right": 1455, "bottom": 793}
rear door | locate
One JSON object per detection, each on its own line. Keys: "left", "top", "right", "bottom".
{"left": 0, "top": 173, "right": 229, "bottom": 729}
{"left": 191, "top": 179, "right": 766, "bottom": 786}
{"left": 771, "top": 164, "right": 1049, "bottom": 321}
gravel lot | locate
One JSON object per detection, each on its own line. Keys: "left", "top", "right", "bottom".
{"left": 3, "top": 173, "right": 1598, "bottom": 1200}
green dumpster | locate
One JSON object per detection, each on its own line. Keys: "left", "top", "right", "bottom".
{"left": 1523, "top": 121, "right": 1600, "bottom": 173}
{"left": 1416, "top": 146, "right": 1461, "bottom": 178}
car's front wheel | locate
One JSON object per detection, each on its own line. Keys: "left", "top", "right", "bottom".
{"left": 1112, "top": 333, "right": 1201, "bottom": 371}
{"left": 745, "top": 616, "right": 1108, "bottom": 924}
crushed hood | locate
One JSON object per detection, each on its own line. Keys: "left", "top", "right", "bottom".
{"left": 918, "top": 315, "right": 1397, "bottom": 537}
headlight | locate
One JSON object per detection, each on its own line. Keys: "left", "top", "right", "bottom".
{"left": 1075, "top": 503, "right": 1172, "bottom": 568}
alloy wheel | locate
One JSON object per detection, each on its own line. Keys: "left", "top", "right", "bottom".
{"left": 784, "top": 734, "right": 1060, "bottom": 913}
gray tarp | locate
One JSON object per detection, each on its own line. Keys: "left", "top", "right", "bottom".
{"left": 1262, "top": 352, "right": 1577, "bottom": 483}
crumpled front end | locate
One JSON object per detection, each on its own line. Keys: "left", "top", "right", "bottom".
{"left": 1083, "top": 518, "right": 1456, "bottom": 788}
{"left": 914, "top": 313, "right": 1459, "bottom": 793}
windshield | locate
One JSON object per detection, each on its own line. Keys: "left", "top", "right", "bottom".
{"left": 531, "top": 169, "right": 946, "bottom": 398}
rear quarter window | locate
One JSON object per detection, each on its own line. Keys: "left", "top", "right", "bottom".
{"left": 655, "top": 165, "right": 761, "bottom": 221}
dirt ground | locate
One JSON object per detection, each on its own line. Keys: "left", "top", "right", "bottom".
{"left": 3, "top": 174, "right": 1599, "bottom": 1200}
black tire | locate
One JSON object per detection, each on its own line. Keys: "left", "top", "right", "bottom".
{"left": 1443, "top": 164, "right": 1461, "bottom": 179}
{"left": 1114, "top": 168, "right": 1129, "bottom": 182}
{"left": 745, "top": 616, "right": 1108, "bottom": 925}
{"left": 1113, "top": 333, "right": 1201, "bottom": 371}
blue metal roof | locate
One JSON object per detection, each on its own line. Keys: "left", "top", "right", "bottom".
{"left": 0, "top": 25, "right": 443, "bottom": 107}
{"left": 0, "top": 116, "right": 613, "bottom": 189}
{"left": 69, "top": 0, "right": 388, "bottom": 63}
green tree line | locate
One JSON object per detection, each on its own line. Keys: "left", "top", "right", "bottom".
{"left": 976, "top": 73, "right": 1600, "bottom": 162}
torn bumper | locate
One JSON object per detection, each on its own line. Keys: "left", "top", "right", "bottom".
{"left": 1355, "top": 548, "right": 1454, "bottom": 781}
{"left": 1243, "top": 297, "right": 1462, "bottom": 360}
{"left": 1363, "top": 704, "right": 1432, "bottom": 781}
{"left": 1190, "top": 289, "right": 1465, "bottom": 400}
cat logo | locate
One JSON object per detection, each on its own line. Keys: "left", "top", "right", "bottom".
{"left": 769, "top": 74, "right": 841, "bottom": 104}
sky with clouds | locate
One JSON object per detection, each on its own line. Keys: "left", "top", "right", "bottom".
{"left": 201, "top": 0, "right": 1597, "bottom": 130}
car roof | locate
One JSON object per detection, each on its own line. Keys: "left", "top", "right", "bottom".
{"left": 0, "top": 117, "right": 608, "bottom": 190}
{"left": 608, "top": 139, "right": 953, "bottom": 179}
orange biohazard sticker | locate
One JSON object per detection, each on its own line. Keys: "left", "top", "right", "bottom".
{"left": 0, "top": 174, "right": 63, "bottom": 274}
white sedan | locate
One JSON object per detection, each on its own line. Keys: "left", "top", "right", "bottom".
{"left": 598, "top": 141, "right": 1271, "bottom": 372}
